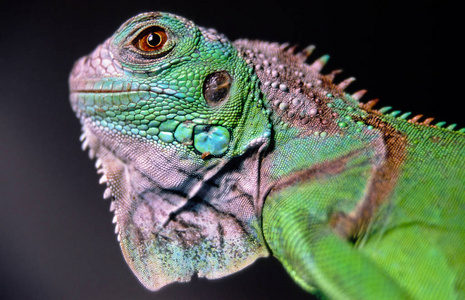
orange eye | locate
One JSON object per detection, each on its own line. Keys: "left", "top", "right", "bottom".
{"left": 134, "top": 28, "right": 167, "bottom": 52}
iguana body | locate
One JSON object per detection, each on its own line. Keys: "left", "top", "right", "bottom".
{"left": 69, "top": 12, "right": 465, "bottom": 299}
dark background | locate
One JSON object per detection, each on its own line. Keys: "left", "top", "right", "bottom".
{"left": 0, "top": 1, "right": 460, "bottom": 299}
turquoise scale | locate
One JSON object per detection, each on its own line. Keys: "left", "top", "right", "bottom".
{"left": 193, "top": 125, "right": 230, "bottom": 156}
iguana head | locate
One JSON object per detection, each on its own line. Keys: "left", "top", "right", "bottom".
{"left": 69, "top": 12, "right": 271, "bottom": 291}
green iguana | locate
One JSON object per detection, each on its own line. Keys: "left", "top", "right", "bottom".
{"left": 69, "top": 12, "right": 465, "bottom": 299}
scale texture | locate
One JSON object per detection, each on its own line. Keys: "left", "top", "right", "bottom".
{"left": 69, "top": 12, "right": 465, "bottom": 299}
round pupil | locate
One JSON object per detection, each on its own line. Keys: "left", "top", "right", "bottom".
{"left": 147, "top": 32, "right": 161, "bottom": 47}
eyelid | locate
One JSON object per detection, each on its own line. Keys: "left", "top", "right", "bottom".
{"left": 133, "top": 26, "right": 168, "bottom": 52}
{"left": 117, "top": 22, "right": 177, "bottom": 64}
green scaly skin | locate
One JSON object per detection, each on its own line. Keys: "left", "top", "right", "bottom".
{"left": 69, "top": 12, "right": 465, "bottom": 299}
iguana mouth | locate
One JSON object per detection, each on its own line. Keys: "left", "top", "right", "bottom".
{"left": 69, "top": 80, "right": 151, "bottom": 94}
{"left": 70, "top": 90, "right": 135, "bottom": 94}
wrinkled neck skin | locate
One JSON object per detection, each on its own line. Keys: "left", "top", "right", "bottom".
{"left": 81, "top": 114, "right": 271, "bottom": 290}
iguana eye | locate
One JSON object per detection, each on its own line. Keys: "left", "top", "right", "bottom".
{"left": 133, "top": 27, "right": 167, "bottom": 52}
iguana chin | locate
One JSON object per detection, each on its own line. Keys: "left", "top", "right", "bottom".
{"left": 69, "top": 12, "right": 465, "bottom": 299}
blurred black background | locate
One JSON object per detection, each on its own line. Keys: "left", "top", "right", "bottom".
{"left": 0, "top": 1, "right": 460, "bottom": 299}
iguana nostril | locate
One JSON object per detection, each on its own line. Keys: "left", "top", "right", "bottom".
{"left": 203, "top": 71, "right": 232, "bottom": 106}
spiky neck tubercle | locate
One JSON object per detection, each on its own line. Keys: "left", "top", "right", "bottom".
{"left": 235, "top": 40, "right": 465, "bottom": 145}
{"left": 234, "top": 40, "right": 374, "bottom": 143}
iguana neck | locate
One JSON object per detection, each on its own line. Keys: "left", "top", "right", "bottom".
{"left": 233, "top": 40, "right": 409, "bottom": 239}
